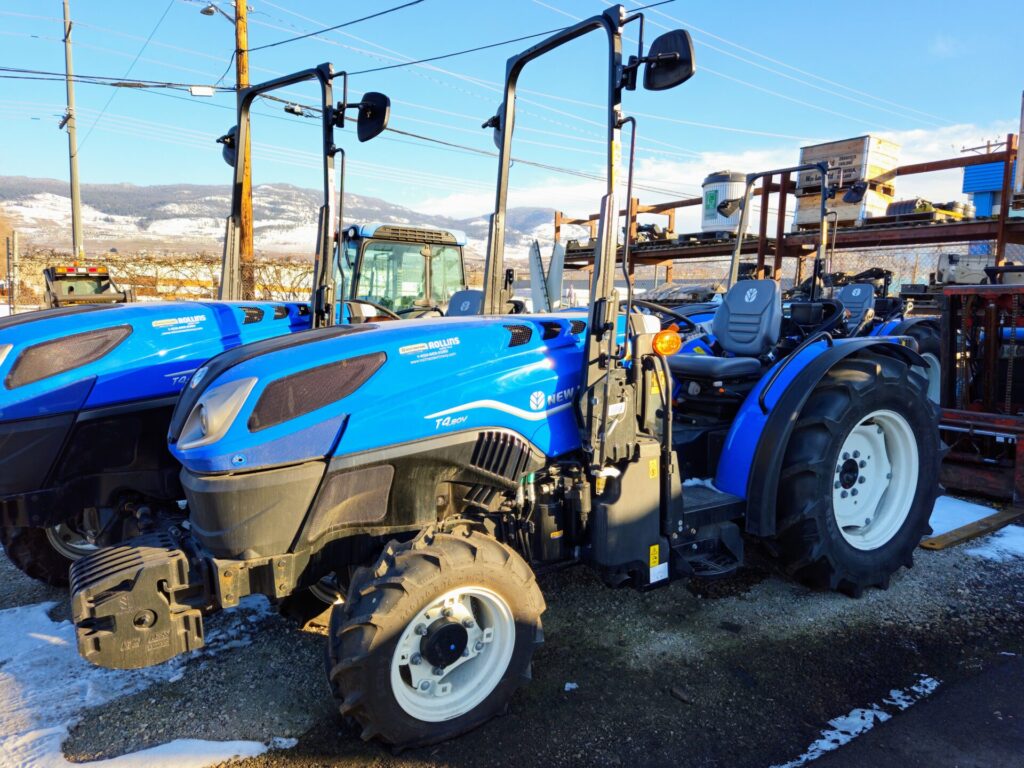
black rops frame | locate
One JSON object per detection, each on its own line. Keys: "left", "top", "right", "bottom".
{"left": 480, "top": 4, "right": 694, "bottom": 470}
{"left": 216, "top": 63, "right": 390, "bottom": 328}
{"left": 724, "top": 162, "right": 831, "bottom": 300}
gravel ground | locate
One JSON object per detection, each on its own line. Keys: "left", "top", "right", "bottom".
{"left": 2, "top": 526, "right": 1022, "bottom": 768}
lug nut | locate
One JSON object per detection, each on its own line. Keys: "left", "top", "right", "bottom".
{"left": 432, "top": 666, "right": 444, "bottom": 676}
{"left": 858, "top": 476, "right": 866, "bottom": 484}
{"left": 842, "top": 452, "right": 850, "bottom": 460}
{"left": 414, "top": 624, "right": 427, "bottom": 636}
{"left": 851, "top": 489, "right": 858, "bottom": 497}
{"left": 834, "top": 481, "right": 841, "bottom": 489}
{"left": 442, "top": 608, "right": 453, "bottom": 618}
{"left": 410, "top": 653, "right": 421, "bottom": 665}
{"left": 475, "top": 641, "right": 484, "bottom": 652}
{"left": 859, "top": 460, "right": 867, "bottom": 468}
{"left": 841, "top": 491, "right": 848, "bottom": 499}
{"left": 419, "top": 681, "right": 431, "bottom": 691}
{"left": 852, "top": 450, "right": 860, "bottom": 459}
{"left": 462, "top": 618, "right": 475, "bottom": 628}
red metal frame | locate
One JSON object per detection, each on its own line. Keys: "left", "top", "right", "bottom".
{"left": 940, "top": 283, "right": 1024, "bottom": 502}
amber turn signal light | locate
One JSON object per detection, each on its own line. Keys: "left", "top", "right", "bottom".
{"left": 652, "top": 329, "right": 682, "bottom": 357}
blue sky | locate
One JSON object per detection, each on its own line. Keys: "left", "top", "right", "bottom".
{"left": 0, "top": 0, "right": 1020, "bottom": 222}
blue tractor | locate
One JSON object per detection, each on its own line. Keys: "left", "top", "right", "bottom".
{"left": 0, "top": 66, "right": 471, "bottom": 586}
{"left": 66, "top": 7, "right": 939, "bottom": 749}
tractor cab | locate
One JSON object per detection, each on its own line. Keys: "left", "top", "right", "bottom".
{"left": 338, "top": 223, "right": 467, "bottom": 321}
{"left": 42, "top": 264, "right": 133, "bottom": 308}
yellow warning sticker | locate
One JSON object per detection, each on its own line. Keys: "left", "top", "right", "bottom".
{"left": 649, "top": 544, "right": 659, "bottom": 567}
{"left": 649, "top": 459, "right": 659, "bottom": 479}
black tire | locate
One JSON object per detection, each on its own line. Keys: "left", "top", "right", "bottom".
{"left": 0, "top": 525, "right": 75, "bottom": 587}
{"left": 326, "top": 529, "right": 545, "bottom": 748}
{"left": 905, "top": 320, "right": 941, "bottom": 403}
{"left": 774, "top": 351, "right": 940, "bottom": 597}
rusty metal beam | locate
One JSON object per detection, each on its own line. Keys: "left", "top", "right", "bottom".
{"left": 895, "top": 150, "right": 1013, "bottom": 176}
{"left": 996, "top": 133, "right": 1018, "bottom": 263}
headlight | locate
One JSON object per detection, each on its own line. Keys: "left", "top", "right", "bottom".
{"left": 177, "top": 376, "right": 257, "bottom": 450}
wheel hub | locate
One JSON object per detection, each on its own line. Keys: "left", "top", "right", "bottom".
{"left": 838, "top": 458, "right": 860, "bottom": 489}
{"left": 421, "top": 619, "right": 469, "bottom": 669}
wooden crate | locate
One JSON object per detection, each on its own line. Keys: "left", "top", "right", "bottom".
{"left": 797, "top": 134, "right": 901, "bottom": 195}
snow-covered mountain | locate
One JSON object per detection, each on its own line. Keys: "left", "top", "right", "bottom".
{"left": 0, "top": 176, "right": 568, "bottom": 263}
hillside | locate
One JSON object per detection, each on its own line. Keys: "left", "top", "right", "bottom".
{"left": 0, "top": 176, "right": 565, "bottom": 263}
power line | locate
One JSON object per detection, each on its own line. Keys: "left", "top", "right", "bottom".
{"left": 79, "top": 0, "right": 176, "bottom": 150}
{"left": 0, "top": 65, "right": 231, "bottom": 90}
{"left": 347, "top": 26, "right": 567, "bottom": 76}
{"left": 246, "top": 0, "right": 426, "bottom": 53}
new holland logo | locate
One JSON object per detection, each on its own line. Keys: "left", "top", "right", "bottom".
{"left": 529, "top": 391, "right": 546, "bottom": 411}
{"left": 744, "top": 288, "right": 758, "bottom": 303}
{"left": 852, "top": 287, "right": 862, "bottom": 296}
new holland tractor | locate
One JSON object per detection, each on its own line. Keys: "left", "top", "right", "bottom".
{"left": 0, "top": 65, "right": 469, "bottom": 586}
{"left": 66, "top": 7, "right": 939, "bottom": 750}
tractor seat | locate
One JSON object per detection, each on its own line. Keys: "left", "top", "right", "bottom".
{"left": 834, "top": 283, "right": 874, "bottom": 332}
{"left": 446, "top": 289, "right": 483, "bottom": 316}
{"left": 668, "top": 353, "right": 763, "bottom": 379}
{"left": 670, "top": 279, "right": 782, "bottom": 380}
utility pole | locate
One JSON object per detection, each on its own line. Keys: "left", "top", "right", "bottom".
{"left": 62, "top": 0, "right": 85, "bottom": 261}
{"left": 234, "top": 1, "right": 255, "bottom": 299}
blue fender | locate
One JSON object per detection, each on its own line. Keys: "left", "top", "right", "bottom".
{"left": 714, "top": 336, "right": 926, "bottom": 537}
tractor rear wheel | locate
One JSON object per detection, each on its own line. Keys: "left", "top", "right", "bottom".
{"left": 905, "top": 321, "right": 941, "bottom": 402}
{"left": 0, "top": 524, "right": 96, "bottom": 587}
{"left": 326, "top": 529, "right": 545, "bottom": 748}
{"left": 774, "top": 351, "right": 940, "bottom": 596}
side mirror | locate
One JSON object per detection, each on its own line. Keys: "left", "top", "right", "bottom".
{"left": 716, "top": 197, "right": 742, "bottom": 218}
{"left": 643, "top": 30, "right": 696, "bottom": 91}
{"left": 217, "top": 125, "right": 238, "bottom": 167}
{"left": 843, "top": 180, "right": 868, "bottom": 204}
{"left": 483, "top": 104, "right": 505, "bottom": 150}
{"left": 356, "top": 92, "right": 390, "bottom": 143}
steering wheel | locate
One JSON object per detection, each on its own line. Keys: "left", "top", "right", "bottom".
{"left": 620, "top": 299, "right": 699, "bottom": 333}
{"left": 345, "top": 299, "right": 401, "bottom": 321}
{"left": 396, "top": 304, "right": 443, "bottom": 317}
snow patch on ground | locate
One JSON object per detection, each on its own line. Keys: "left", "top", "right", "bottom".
{"left": 928, "top": 497, "right": 1024, "bottom": 561}
{"left": 0, "top": 597, "right": 292, "bottom": 767}
{"left": 771, "top": 675, "right": 940, "bottom": 767}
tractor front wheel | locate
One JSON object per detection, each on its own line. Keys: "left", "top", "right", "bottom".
{"left": 774, "top": 351, "right": 940, "bottom": 596}
{"left": 326, "top": 529, "right": 545, "bottom": 748}
{"left": 0, "top": 524, "right": 97, "bottom": 587}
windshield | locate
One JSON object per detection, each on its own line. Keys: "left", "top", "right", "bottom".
{"left": 354, "top": 240, "right": 464, "bottom": 310}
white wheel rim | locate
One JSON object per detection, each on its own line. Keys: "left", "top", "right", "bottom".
{"left": 390, "top": 586, "right": 515, "bottom": 722}
{"left": 831, "top": 409, "right": 919, "bottom": 551}
{"left": 919, "top": 352, "right": 940, "bottom": 403}
{"left": 44, "top": 524, "right": 97, "bottom": 560}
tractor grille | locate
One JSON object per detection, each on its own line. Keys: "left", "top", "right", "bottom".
{"left": 248, "top": 352, "right": 385, "bottom": 432}
{"left": 504, "top": 324, "right": 533, "bottom": 347}
{"left": 371, "top": 225, "right": 457, "bottom": 245}
{"left": 240, "top": 306, "right": 264, "bottom": 324}
{"left": 569, "top": 320, "right": 587, "bottom": 335}
{"left": 273, "top": 305, "right": 289, "bottom": 320}
{"left": 541, "top": 322, "right": 561, "bottom": 340}
{"left": 470, "top": 431, "right": 531, "bottom": 481}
